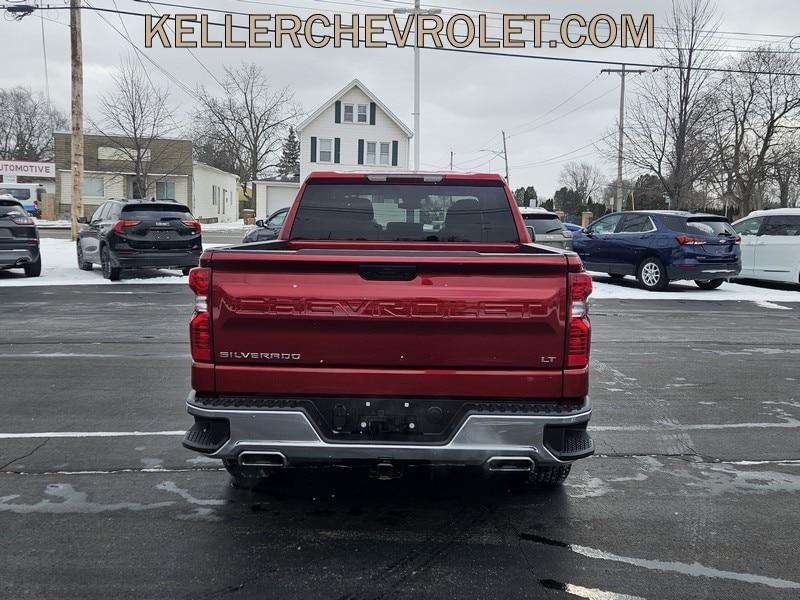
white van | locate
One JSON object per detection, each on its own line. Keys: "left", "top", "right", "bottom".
{"left": 732, "top": 208, "right": 800, "bottom": 284}
{"left": 0, "top": 183, "right": 46, "bottom": 216}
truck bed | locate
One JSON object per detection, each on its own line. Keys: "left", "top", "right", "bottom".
{"left": 194, "top": 241, "right": 581, "bottom": 400}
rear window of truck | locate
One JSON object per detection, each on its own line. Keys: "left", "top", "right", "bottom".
{"left": 289, "top": 183, "right": 519, "bottom": 242}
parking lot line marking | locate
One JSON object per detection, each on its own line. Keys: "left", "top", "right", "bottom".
{"left": 0, "top": 431, "right": 184, "bottom": 439}
{"left": 591, "top": 419, "right": 800, "bottom": 432}
{"left": 524, "top": 534, "right": 800, "bottom": 590}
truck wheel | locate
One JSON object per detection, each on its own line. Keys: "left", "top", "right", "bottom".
{"left": 526, "top": 465, "right": 571, "bottom": 486}
{"left": 637, "top": 257, "right": 669, "bottom": 291}
{"left": 695, "top": 279, "right": 723, "bottom": 290}
{"left": 100, "top": 246, "right": 121, "bottom": 281}
{"left": 24, "top": 256, "right": 42, "bottom": 278}
{"left": 222, "top": 459, "right": 272, "bottom": 490}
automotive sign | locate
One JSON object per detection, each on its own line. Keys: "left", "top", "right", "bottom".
{"left": 0, "top": 160, "right": 56, "bottom": 179}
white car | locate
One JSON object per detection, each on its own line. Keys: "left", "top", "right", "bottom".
{"left": 732, "top": 208, "right": 800, "bottom": 284}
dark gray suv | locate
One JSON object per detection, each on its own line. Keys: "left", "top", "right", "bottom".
{"left": 0, "top": 197, "right": 40, "bottom": 277}
{"left": 76, "top": 199, "right": 202, "bottom": 281}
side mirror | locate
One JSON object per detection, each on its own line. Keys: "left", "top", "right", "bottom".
{"left": 255, "top": 219, "right": 265, "bottom": 228}
{"left": 77, "top": 216, "right": 88, "bottom": 224}
{"left": 525, "top": 226, "right": 536, "bottom": 243}
{"left": 584, "top": 229, "right": 594, "bottom": 237}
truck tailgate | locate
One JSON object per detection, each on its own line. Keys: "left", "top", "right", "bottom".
{"left": 207, "top": 248, "right": 569, "bottom": 398}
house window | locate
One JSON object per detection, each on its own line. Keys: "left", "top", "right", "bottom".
{"left": 156, "top": 181, "right": 175, "bottom": 200}
{"left": 366, "top": 142, "right": 377, "bottom": 165}
{"left": 83, "top": 176, "right": 105, "bottom": 197}
{"left": 357, "top": 104, "right": 368, "bottom": 123}
{"left": 319, "top": 138, "right": 333, "bottom": 162}
{"left": 343, "top": 104, "right": 354, "bottom": 122}
{"left": 379, "top": 142, "right": 390, "bottom": 165}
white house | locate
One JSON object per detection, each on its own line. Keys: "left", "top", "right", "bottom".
{"left": 252, "top": 79, "right": 413, "bottom": 219}
{"left": 296, "top": 78, "right": 412, "bottom": 177}
{"left": 192, "top": 162, "right": 239, "bottom": 223}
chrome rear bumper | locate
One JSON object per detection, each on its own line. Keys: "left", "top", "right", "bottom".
{"left": 185, "top": 397, "right": 593, "bottom": 468}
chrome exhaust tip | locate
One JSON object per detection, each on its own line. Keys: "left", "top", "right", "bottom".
{"left": 238, "top": 451, "right": 287, "bottom": 468}
{"left": 486, "top": 456, "right": 535, "bottom": 472}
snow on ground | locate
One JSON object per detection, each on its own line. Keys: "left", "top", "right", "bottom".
{"left": 0, "top": 238, "right": 224, "bottom": 287}
{"left": 200, "top": 219, "right": 249, "bottom": 231}
{"left": 33, "top": 219, "right": 72, "bottom": 228}
{"left": 587, "top": 272, "right": 799, "bottom": 304}
{"left": 1, "top": 239, "right": 798, "bottom": 305}
{"left": 33, "top": 219, "right": 252, "bottom": 231}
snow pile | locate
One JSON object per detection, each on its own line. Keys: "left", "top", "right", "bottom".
{"left": 34, "top": 219, "right": 72, "bottom": 228}
{"left": 588, "top": 272, "right": 798, "bottom": 303}
{"left": 0, "top": 238, "right": 223, "bottom": 287}
{"left": 1, "top": 239, "right": 798, "bottom": 304}
{"left": 200, "top": 220, "right": 249, "bottom": 231}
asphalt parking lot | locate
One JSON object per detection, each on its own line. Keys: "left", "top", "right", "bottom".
{"left": 1, "top": 285, "right": 799, "bottom": 599}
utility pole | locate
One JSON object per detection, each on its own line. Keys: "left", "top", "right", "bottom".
{"left": 393, "top": 1, "right": 441, "bottom": 171}
{"left": 501, "top": 130, "right": 509, "bottom": 185}
{"left": 481, "top": 131, "right": 509, "bottom": 185}
{"left": 70, "top": 0, "right": 84, "bottom": 240}
{"left": 449, "top": 150, "right": 453, "bottom": 171}
{"left": 600, "top": 64, "right": 645, "bottom": 212}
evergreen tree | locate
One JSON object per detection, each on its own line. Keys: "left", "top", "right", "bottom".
{"left": 277, "top": 127, "right": 300, "bottom": 176}
{"left": 513, "top": 185, "right": 538, "bottom": 207}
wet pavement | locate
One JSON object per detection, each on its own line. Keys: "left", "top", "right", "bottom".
{"left": 1, "top": 285, "right": 799, "bottom": 599}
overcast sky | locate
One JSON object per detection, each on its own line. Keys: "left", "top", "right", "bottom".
{"left": 1, "top": 0, "right": 797, "bottom": 196}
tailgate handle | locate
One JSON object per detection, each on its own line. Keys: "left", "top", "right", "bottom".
{"left": 359, "top": 264, "right": 417, "bottom": 281}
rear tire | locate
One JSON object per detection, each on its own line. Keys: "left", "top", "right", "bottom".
{"left": 181, "top": 267, "right": 192, "bottom": 276}
{"left": 526, "top": 465, "right": 571, "bottom": 486}
{"left": 695, "top": 278, "right": 724, "bottom": 290}
{"left": 76, "top": 243, "right": 93, "bottom": 271}
{"left": 222, "top": 459, "right": 272, "bottom": 490}
{"left": 24, "top": 256, "right": 41, "bottom": 278}
{"left": 100, "top": 246, "right": 121, "bottom": 281}
{"left": 608, "top": 273, "right": 625, "bottom": 280}
{"left": 637, "top": 257, "right": 669, "bottom": 291}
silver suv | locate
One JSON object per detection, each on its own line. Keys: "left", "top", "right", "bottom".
{"left": 519, "top": 208, "right": 573, "bottom": 250}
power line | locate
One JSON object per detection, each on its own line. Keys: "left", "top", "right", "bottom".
{"left": 144, "top": 0, "right": 800, "bottom": 53}
{"left": 141, "top": 0, "right": 227, "bottom": 90}
{"left": 378, "top": 0, "right": 798, "bottom": 43}
{"left": 14, "top": 3, "right": 800, "bottom": 77}
{"left": 511, "top": 133, "right": 615, "bottom": 169}
{"left": 509, "top": 85, "right": 620, "bottom": 139}
{"left": 38, "top": 0, "right": 52, "bottom": 125}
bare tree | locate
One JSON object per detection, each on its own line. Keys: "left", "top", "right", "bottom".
{"left": 558, "top": 161, "right": 605, "bottom": 203}
{"left": 192, "top": 63, "right": 301, "bottom": 192}
{"left": 622, "top": 0, "right": 721, "bottom": 209}
{"left": 770, "top": 137, "right": 800, "bottom": 208}
{"left": 710, "top": 48, "right": 800, "bottom": 214}
{"left": 92, "top": 57, "right": 184, "bottom": 198}
{"left": 0, "top": 87, "right": 68, "bottom": 161}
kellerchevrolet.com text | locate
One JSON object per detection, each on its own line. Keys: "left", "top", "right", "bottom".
{"left": 144, "top": 13, "right": 655, "bottom": 50}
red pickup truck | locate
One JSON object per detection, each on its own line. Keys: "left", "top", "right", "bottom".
{"left": 183, "top": 172, "right": 593, "bottom": 487}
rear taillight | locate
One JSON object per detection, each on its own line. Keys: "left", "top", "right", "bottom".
{"left": 112, "top": 219, "right": 141, "bottom": 235}
{"left": 189, "top": 267, "right": 212, "bottom": 362}
{"left": 182, "top": 219, "right": 202, "bottom": 234}
{"left": 675, "top": 234, "right": 706, "bottom": 245}
{"left": 567, "top": 271, "right": 592, "bottom": 369}
{"left": 10, "top": 215, "right": 34, "bottom": 225}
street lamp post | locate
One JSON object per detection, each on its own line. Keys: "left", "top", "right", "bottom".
{"left": 393, "top": 1, "right": 441, "bottom": 171}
